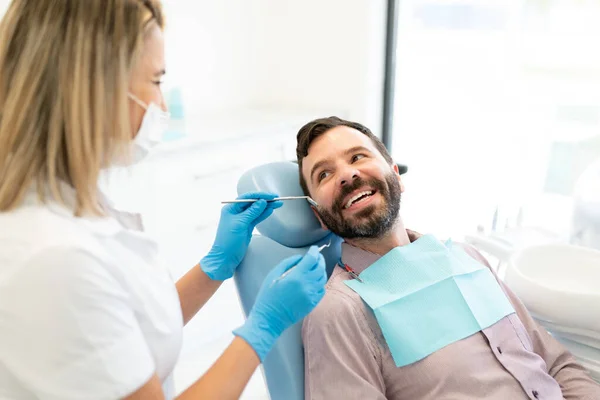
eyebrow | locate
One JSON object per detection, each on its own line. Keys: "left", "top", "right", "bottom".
{"left": 309, "top": 145, "right": 372, "bottom": 183}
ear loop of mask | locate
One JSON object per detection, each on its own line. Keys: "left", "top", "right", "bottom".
{"left": 128, "top": 92, "right": 149, "bottom": 110}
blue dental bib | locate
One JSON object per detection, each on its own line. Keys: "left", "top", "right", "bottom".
{"left": 345, "top": 235, "right": 515, "bottom": 367}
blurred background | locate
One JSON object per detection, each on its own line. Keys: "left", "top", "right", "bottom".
{"left": 2, "top": 0, "right": 599, "bottom": 397}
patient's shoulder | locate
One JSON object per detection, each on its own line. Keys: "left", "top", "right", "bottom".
{"left": 455, "top": 241, "right": 492, "bottom": 269}
{"left": 304, "top": 283, "right": 356, "bottom": 324}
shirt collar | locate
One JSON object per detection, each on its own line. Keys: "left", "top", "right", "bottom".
{"left": 339, "top": 232, "right": 421, "bottom": 274}
{"left": 340, "top": 242, "right": 383, "bottom": 275}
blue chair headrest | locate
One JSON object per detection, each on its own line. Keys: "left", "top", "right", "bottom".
{"left": 237, "top": 161, "right": 329, "bottom": 248}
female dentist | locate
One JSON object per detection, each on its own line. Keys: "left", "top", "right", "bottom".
{"left": 0, "top": 1, "right": 326, "bottom": 399}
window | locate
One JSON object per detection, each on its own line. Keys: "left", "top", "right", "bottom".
{"left": 391, "top": 0, "right": 600, "bottom": 252}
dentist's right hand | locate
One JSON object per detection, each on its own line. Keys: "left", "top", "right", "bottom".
{"left": 233, "top": 246, "right": 327, "bottom": 361}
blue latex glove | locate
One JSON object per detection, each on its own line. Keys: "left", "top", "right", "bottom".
{"left": 200, "top": 192, "right": 283, "bottom": 281}
{"left": 233, "top": 246, "right": 327, "bottom": 361}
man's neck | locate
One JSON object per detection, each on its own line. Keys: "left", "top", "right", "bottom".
{"left": 344, "top": 216, "right": 410, "bottom": 256}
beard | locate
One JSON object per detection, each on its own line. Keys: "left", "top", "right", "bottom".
{"left": 315, "top": 171, "right": 402, "bottom": 239}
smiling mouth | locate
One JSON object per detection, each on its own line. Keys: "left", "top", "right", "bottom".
{"left": 344, "top": 190, "right": 376, "bottom": 209}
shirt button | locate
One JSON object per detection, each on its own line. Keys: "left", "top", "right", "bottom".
{"left": 532, "top": 390, "right": 539, "bottom": 398}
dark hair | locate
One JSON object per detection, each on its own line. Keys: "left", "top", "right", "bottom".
{"left": 296, "top": 116, "right": 394, "bottom": 196}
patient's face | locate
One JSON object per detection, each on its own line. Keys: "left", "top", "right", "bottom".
{"left": 301, "top": 126, "right": 403, "bottom": 239}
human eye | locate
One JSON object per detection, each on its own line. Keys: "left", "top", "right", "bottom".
{"left": 351, "top": 154, "right": 366, "bottom": 163}
{"left": 318, "top": 170, "right": 331, "bottom": 182}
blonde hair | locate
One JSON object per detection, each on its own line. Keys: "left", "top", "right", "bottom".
{"left": 0, "top": 0, "right": 164, "bottom": 215}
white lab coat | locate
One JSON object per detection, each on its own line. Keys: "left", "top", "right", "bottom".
{"left": 0, "top": 185, "right": 183, "bottom": 399}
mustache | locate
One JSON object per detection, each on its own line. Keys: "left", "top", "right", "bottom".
{"left": 333, "top": 177, "right": 386, "bottom": 211}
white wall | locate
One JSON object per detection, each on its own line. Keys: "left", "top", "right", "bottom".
{"left": 162, "top": 1, "right": 261, "bottom": 113}
{"left": 248, "top": 0, "right": 388, "bottom": 132}
{"left": 162, "top": 0, "right": 388, "bottom": 134}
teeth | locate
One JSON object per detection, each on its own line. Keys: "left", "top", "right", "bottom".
{"left": 345, "top": 191, "right": 373, "bottom": 209}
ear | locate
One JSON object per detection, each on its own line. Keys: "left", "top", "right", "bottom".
{"left": 392, "top": 164, "right": 405, "bottom": 193}
{"left": 311, "top": 206, "right": 329, "bottom": 231}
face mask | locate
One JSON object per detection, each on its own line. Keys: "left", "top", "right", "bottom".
{"left": 116, "top": 93, "right": 170, "bottom": 166}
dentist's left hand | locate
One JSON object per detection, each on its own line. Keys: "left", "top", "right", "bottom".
{"left": 200, "top": 192, "right": 283, "bottom": 281}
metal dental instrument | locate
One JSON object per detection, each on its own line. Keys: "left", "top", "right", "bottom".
{"left": 222, "top": 196, "right": 318, "bottom": 207}
{"left": 270, "top": 240, "right": 331, "bottom": 287}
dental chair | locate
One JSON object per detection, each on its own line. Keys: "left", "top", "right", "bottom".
{"left": 233, "top": 161, "right": 342, "bottom": 400}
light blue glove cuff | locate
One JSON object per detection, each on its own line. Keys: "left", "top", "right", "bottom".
{"left": 200, "top": 248, "right": 232, "bottom": 281}
{"left": 232, "top": 316, "right": 282, "bottom": 362}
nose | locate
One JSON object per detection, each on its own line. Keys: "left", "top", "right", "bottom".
{"left": 160, "top": 94, "right": 169, "bottom": 113}
{"left": 337, "top": 165, "right": 360, "bottom": 187}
